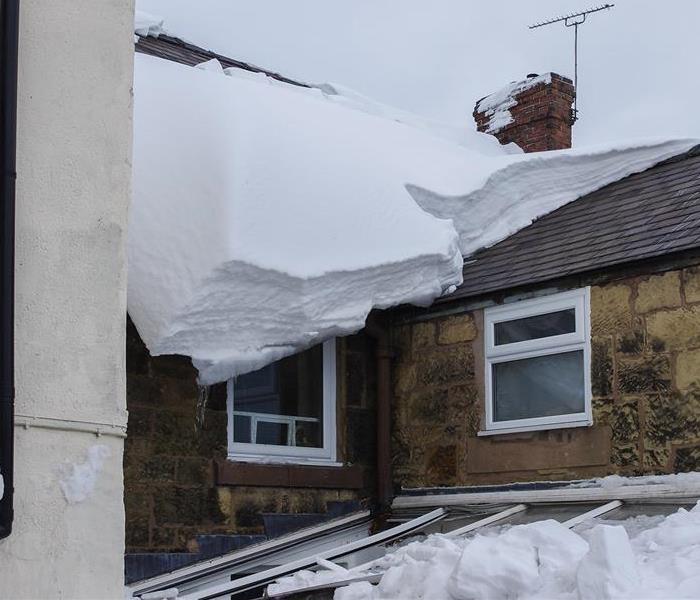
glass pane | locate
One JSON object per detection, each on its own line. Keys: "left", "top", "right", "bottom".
{"left": 295, "top": 421, "right": 321, "bottom": 448}
{"left": 233, "top": 344, "right": 324, "bottom": 448}
{"left": 233, "top": 414, "right": 251, "bottom": 443}
{"left": 494, "top": 308, "right": 576, "bottom": 345}
{"left": 493, "top": 350, "right": 585, "bottom": 422}
{"left": 256, "top": 421, "right": 289, "bottom": 446}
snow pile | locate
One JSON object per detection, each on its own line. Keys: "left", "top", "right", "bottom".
{"left": 58, "top": 445, "right": 110, "bottom": 504}
{"left": 475, "top": 73, "right": 552, "bottom": 133}
{"left": 270, "top": 502, "right": 700, "bottom": 599}
{"left": 586, "top": 471, "right": 700, "bottom": 491}
{"left": 131, "top": 51, "right": 698, "bottom": 383}
{"left": 134, "top": 10, "right": 165, "bottom": 38}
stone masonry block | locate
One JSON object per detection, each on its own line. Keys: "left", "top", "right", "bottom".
{"left": 412, "top": 321, "right": 436, "bottom": 350}
{"left": 394, "top": 363, "right": 417, "bottom": 396}
{"left": 437, "top": 314, "right": 477, "bottom": 345}
{"left": 635, "top": 272, "right": 681, "bottom": 313}
{"left": 416, "top": 346, "right": 473, "bottom": 388}
{"left": 611, "top": 398, "right": 640, "bottom": 445}
{"left": 617, "top": 355, "right": 671, "bottom": 394}
{"left": 591, "top": 284, "right": 635, "bottom": 335}
{"left": 647, "top": 306, "right": 700, "bottom": 351}
{"left": 676, "top": 348, "right": 700, "bottom": 391}
{"left": 683, "top": 266, "right": 700, "bottom": 304}
{"left": 591, "top": 337, "right": 613, "bottom": 397}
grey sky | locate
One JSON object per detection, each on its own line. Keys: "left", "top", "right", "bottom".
{"left": 137, "top": 0, "right": 700, "bottom": 146}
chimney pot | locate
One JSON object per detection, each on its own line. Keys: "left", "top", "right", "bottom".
{"left": 473, "top": 72, "right": 575, "bottom": 153}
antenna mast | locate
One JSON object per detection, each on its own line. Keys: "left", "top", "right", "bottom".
{"left": 529, "top": 3, "right": 614, "bottom": 124}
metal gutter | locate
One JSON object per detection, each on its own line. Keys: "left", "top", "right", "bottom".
{"left": 392, "top": 483, "right": 700, "bottom": 510}
{"left": 364, "top": 313, "right": 393, "bottom": 510}
{"left": 0, "top": 0, "right": 19, "bottom": 541}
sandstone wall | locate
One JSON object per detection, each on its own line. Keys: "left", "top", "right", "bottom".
{"left": 392, "top": 265, "right": 700, "bottom": 489}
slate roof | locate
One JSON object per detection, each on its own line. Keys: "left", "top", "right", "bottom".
{"left": 449, "top": 146, "right": 700, "bottom": 301}
{"left": 135, "top": 33, "right": 309, "bottom": 89}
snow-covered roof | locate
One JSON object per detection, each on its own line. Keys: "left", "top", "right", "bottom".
{"left": 129, "top": 16, "right": 698, "bottom": 384}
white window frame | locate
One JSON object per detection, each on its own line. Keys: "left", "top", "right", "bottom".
{"left": 481, "top": 288, "right": 592, "bottom": 435}
{"left": 227, "top": 339, "right": 338, "bottom": 465}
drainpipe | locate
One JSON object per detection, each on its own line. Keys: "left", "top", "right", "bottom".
{"left": 365, "top": 314, "right": 393, "bottom": 511}
{"left": 0, "top": 0, "right": 19, "bottom": 540}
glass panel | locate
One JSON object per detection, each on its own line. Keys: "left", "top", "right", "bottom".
{"left": 233, "top": 344, "right": 324, "bottom": 448}
{"left": 493, "top": 350, "right": 585, "bottom": 422}
{"left": 256, "top": 421, "right": 289, "bottom": 446}
{"left": 233, "top": 414, "right": 251, "bottom": 443}
{"left": 494, "top": 308, "right": 576, "bottom": 345}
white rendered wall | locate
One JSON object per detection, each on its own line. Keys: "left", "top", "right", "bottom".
{"left": 0, "top": 0, "right": 133, "bottom": 598}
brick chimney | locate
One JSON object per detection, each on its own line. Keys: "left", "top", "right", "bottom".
{"left": 473, "top": 73, "right": 575, "bottom": 153}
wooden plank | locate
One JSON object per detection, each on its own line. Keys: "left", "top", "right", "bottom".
{"left": 214, "top": 460, "right": 365, "bottom": 489}
{"left": 466, "top": 426, "right": 611, "bottom": 473}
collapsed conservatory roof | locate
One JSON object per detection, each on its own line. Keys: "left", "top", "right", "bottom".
{"left": 129, "top": 51, "right": 698, "bottom": 384}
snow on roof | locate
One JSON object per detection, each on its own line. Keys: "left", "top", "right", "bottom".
{"left": 130, "top": 52, "right": 698, "bottom": 384}
{"left": 134, "top": 10, "right": 165, "bottom": 38}
{"left": 475, "top": 73, "right": 553, "bottom": 134}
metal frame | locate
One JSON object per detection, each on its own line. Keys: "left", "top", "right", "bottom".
{"left": 177, "top": 508, "right": 448, "bottom": 600}
{"left": 393, "top": 482, "right": 700, "bottom": 510}
{"left": 266, "top": 499, "right": 631, "bottom": 599}
{"left": 482, "top": 287, "right": 592, "bottom": 434}
{"left": 128, "top": 510, "right": 372, "bottom": 597}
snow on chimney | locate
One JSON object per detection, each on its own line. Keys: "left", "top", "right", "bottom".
{"left": 473, "top": 73, "right": 575, "bottom": 153}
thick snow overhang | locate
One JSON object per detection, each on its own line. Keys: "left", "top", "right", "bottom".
{"left": 130, "top": 52, "right": 698, "bottom": 384}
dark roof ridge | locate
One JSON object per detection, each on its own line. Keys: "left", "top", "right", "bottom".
{"left": 134, "top": 33, "right": 310, "bottom": 89}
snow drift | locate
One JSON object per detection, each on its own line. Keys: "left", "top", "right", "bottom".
{"left": 270, "top": 501, "right": 700, "bottom": 600}
{"left": 130, "top": 51, "right": 697, "bottom": 383}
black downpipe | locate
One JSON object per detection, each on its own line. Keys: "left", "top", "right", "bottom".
{"left": 0, "top": 0, "right": 19, "bottom": 540}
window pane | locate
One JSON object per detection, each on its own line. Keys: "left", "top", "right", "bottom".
{"left": 256, "top": 421, "right": 289, "bottom": 446}
{"left": 494, "top": 308, "right": 576, "bottom": 345}
{"left": 233, "top": 414, "right": 251, "bottom": 443}
{"left": 233, "top": 344, "right": 324, "bottom": 448}
{"left": 493, "top": 350, "right": 585, "bottom": 422}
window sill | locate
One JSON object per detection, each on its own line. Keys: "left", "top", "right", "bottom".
{"left": 226, "top": 454, "right": 342, "bottom": 467}
{"left": 215, "top": 459, "right": 366, "bottom": 489}
{"left": 477, "top": 419, "right": 592, "bottom": 437}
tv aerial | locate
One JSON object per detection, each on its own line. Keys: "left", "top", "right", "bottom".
{"left": 530, "top": 4, "right": 614, "bottom": 124}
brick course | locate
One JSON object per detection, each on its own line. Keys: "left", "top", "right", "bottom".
{"left": 474, "top": 73, "right": 575, "bottom": 153}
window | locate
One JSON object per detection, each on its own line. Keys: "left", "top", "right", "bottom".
{"left": 482, "top": 288, "right": 592, "bottom": 434}
{"left": 227, "top": 339, "right": 337, "bottom": 464}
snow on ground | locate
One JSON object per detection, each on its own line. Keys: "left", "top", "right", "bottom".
{"left": 130, "top": 23, "right": 698, "bottom": 383}
{"left": 269, "top": 502, "right": 700, "bottom": 600}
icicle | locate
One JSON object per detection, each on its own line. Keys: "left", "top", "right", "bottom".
{"left": 195, "top": 385, "right": 209, "bottom": 432}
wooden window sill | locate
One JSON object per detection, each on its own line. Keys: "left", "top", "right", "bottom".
{"left": 215, "top": 459, "right": 366, "bottom": 489}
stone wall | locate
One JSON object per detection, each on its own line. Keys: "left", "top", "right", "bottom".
{"left": 391, "top": 264, "right": 700, "bottom": 489}
{"left": 125, "top": 321, "right": 376, "bottom": 553}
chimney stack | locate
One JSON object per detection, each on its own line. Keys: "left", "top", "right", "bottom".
{"left": 473, "top": 73, "right": 575, "bottom": 153}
